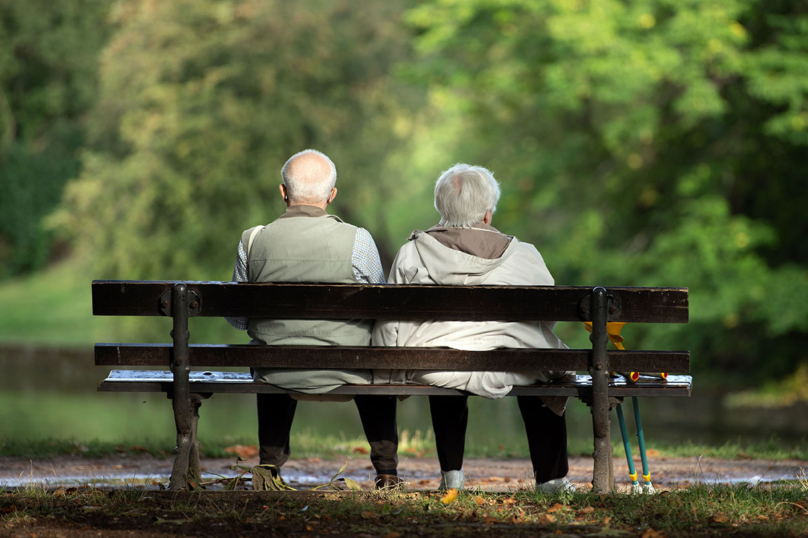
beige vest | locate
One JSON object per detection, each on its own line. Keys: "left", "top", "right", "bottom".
{"left": 244, "top": 205, "right": 373, "bottom": 393}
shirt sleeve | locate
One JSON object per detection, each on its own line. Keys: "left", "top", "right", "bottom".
{"left": 352, "top": 228, "right": 386, "bottom": 284}
{"left": 225, "top": 240, "right": 249, "bottom": 330}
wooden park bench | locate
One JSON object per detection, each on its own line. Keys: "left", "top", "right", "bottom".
{"left": 92, "top": 281, "right": 690, "bottom": 492}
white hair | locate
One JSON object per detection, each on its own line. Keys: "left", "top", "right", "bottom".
{"left": 280, "top": 149, "right": 337, "bottom": 203}
{"left": 434, "top": 163, "right": 501, "bottom": 227}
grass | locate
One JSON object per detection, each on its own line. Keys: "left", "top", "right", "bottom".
{"left": 1, "top": 481, "right": 806, "bottom": 536}
{"left": 0, "top": 257, "right": 246, "bottom": 345}
{"left": 0, "top": 258, "right": 100, "bottom": 345}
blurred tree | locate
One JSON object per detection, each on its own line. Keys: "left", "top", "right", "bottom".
{"left": 0, "top": 0, "right": 111, "bottom": 276}
{"left": 52, "top": 0, "right": 418, "bottom": 284}
{"left": 401, "top": 0, "right": 808, "bottom": 385}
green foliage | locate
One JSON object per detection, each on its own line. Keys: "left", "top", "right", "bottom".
{"left": 402, "top": 0, "right": 808, "bottom": 384}
{"left": 52, "top": 0, "right": 417, "bottom": 284}
{"left": 1, "top": 0, "right": 805, "bottom": 386}
{"left": 0, "top": 144, "right": 79, "bottom": 276}
{"left": 0, "top": 0, "right": 110, "bottom": 276}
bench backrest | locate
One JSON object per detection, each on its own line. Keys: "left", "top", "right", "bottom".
{"left": 92, "top": 281, "right": 689, "bottom": 374}
{"left": 92, "top": 281, "right": 688, "bottom": 323}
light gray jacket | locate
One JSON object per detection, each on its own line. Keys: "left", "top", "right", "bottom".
{"left": 372, "top": 228, "right": 570, "bottom": 413}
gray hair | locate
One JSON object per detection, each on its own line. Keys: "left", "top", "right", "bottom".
{"left": 434, "top": 163, "right": 501, "bottom": 227}
{"left": 280, "top": 149, "right": 337, "bottom": 203}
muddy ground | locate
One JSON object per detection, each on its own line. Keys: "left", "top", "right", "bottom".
{"left": 2, "top": 454, "right": 805, "bottom": 491}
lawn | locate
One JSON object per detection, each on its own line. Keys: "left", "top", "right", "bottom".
{"left": 2, "top": 482, "right": 807, "bottom": 537}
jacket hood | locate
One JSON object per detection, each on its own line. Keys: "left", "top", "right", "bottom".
{"left": 408, "top": 230, "right": 520, "bottom": 286}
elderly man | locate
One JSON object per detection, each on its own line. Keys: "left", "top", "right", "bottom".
{"left": 373, "top": 163, "right": 573, "bottom": 493}
{"left": 227, "top": 149, "right": 399, "bottom": 488}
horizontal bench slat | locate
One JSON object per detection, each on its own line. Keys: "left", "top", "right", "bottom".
{"left": 98, "top": 370, "right": 692, "bottom": 398}
{"left": 95, "top": 344, "right": 690, "bottom": 373}
{"left": 92, "top": 281, "right": 689, "bottom": 323}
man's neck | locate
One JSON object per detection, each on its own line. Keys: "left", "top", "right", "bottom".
{"left": 287, "top": 201, "right": 328, "bottom": 210}
{"left": 280, "top": 205, "right": 329, "bottom": 219}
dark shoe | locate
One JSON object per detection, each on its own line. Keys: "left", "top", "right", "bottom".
{"left": 375, "top": 474, "right": 403, "bottom": 490}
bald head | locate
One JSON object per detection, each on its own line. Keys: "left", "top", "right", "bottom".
{"left": 281, "top": 149, "right": 338, "bottom": 204}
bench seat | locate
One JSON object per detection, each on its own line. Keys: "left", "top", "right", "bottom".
{"left": 99, "top": 369, "right": 692, "bottom": 398}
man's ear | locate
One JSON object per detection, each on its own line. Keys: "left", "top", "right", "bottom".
{"left": 279, "top": 184, "right": 288, "bottom": 201}
{"left": 482, "top": 210, "right": 493, "bottom": 225}
{"left": 326, "top": 187, "right": 337, "bottom": 205}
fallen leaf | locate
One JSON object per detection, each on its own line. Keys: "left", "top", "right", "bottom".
{"left": 641, "top": 529, "right": 666, "bottom": 538}
{"left": 736, "top": 452, "right": 753, "bottom": 460}
{"left": 440, "top": 488, "right": 458, "bottom": 505}
{"left": 709, "top": 513, "right": 728, "bottom": 524}
{"left": 223, "top": 444, "right": 259, "bottom": 459}
{"left": 304, "top": 524, "right": 314, "bottom": 532}
{"left": 536, "top": 513, "right": 556, "bottom": 524}
{"left": 360, "top": 511, "right": 380, "bottom": 520}
{"left": 130, "top": 446, "right": 148, "bottom": 453}
{"left": 383, "top": 533, "right": 401, "bottom": 538}
{"left": 508, "top": 515, "right": 523, "bottom": 524}
{"left": 547, "top": 502, "right": 565, "bottom": 513}
{"left": 581, "top": 506, "right": 595, "bottom": 514}
{"left": 484, "top": 516, "right": 499, "bottom": 525}
{"left": 351, "top": 446, "right": 369, "bottom": 455}
{"left": 502, "top": 495, "right": 517, "bottom": 505}
{"left": 603, "top": 516, "right": 611, "bottom": 525}
{"left": 646, "top": 449, "right": 660, "bottom": 457}
{"left": 52, "top": 489, "right": 66, "bottom": 497}
{"left": 475, "top": 496, "right": 485, "bottom": 507}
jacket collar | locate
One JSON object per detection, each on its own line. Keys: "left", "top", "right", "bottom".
{"left": 279, "top": 205, "right": 330, "bottom": 219}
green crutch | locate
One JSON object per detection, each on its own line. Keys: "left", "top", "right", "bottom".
{"left": 585, "top": 322, "right": 660, "bottom": 494}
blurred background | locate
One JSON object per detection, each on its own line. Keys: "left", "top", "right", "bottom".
{"left": 1, "top": 0, "right": 806, "bottom": 458}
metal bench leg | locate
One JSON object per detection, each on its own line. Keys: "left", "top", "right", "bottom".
{"left": 169, "top": 283, "right": 193, "bottom": 491}
{"left": 589, "top": 287, "right": 612, "bottom": 493}
{"left": 632, "top": 396, "right": 655, "bottom": 493}
{"left": 189, "top": 397, "right": 202, "bottom": 481}
{"left": 617, "top": 403, "right": 641, "bottom": 493}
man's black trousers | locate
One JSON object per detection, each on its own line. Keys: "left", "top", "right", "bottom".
{"left": 256, "top": 393, "right": 399, "bottom": 475}
{"left": 428, "top": 395, "right": 568, "bottom": 483}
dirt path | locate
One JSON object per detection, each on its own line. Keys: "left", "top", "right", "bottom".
{"left": 2, "top": 454, "right": 805, "bottom": 491}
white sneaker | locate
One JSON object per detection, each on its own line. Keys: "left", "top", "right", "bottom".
{"left": 537, "top": 477, "right": 575, "bottom": 494}
{"left": 439, "top": 470, "right": 465, "bottom": 490}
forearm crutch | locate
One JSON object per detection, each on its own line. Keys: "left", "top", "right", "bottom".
{"left": 631, "top": 396, "right": 655, "bottom": 493}
{"left": 615, "top": 403, "right": 642, "bottom": 493}
{"left": 585, "top": 321, "right": 659, "bottom": 493}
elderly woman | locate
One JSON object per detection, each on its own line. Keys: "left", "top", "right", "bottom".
{"left": 373, "top": 164, "right": 574, "bottom": 493}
